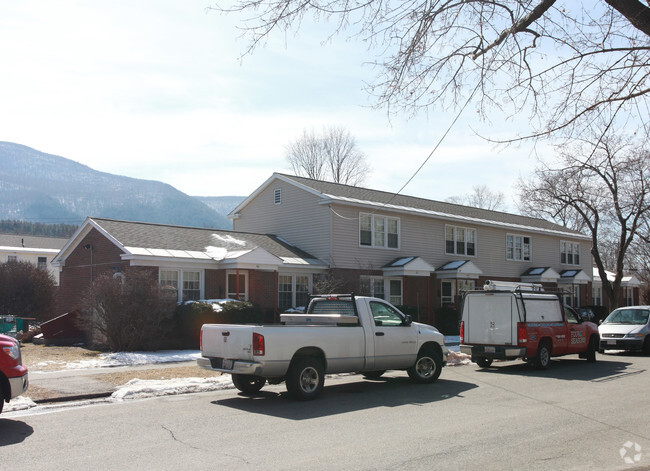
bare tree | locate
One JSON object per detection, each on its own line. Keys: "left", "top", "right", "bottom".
{"left": 285, "top": 126, "right": 370, "bottom": 185}
{"left": 214, "top": 1, "right": 650, "bottom": 143}
{"left": 518, "top": 135, "right": 650, "bottom": 310}
{"left": 81, "top": 268, "right": 177, "bottom": 351}
{"left": 447, "top": 185, "right": 506, "bottom": 211}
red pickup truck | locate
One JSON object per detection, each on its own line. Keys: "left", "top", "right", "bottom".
{"left": 0, "top": 334, "right": 29, "bottom": 413}
{"left": 460, "top": 282, "right": 600, "bottom": 369}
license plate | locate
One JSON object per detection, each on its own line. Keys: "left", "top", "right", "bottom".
{"left": 485, "top": 346, "right": 495, "bottom": 353}
{"left": 607, "top": 340, "right": 617, "bottom": 345}
{"left": 222, "top": 359, "right": 233, "bottom": 370}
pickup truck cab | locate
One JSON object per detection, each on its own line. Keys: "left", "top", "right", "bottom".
{"left": 198, "top": 294, "right": 448, "bottom": 400}
{"left": 0, "top": 334, "right": 29, "bottom": 414}
{"left": 460, "top": 281, "right": 599, "bottom": 369}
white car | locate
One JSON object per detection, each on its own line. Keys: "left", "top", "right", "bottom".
{"left": 598, "top": 306, "right": 650, "bottom": 354}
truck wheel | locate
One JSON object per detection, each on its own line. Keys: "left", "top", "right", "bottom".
{"left": 231, "top": 374, "right": 266, "bottom": 395}
{"left": 407, "top": 348, "right": 442, "bottom": 383}
{"left": 362, "top": 370, "right": 386, "bottom": 379}
{"left": 476, "top": 357, "right": 493, "bottom": 368}
{"left": 535, "top": 342, "right": 551, "bottom": 370}
{"left": 286, "top": 357, "right": 324, "bottom": 400}
{"left": 585, "top": 336, "right": 597, "bottom": 363}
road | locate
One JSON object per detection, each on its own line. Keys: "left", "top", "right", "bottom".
{"left": 1, "top": 353, "right": 648, "bottom": 471}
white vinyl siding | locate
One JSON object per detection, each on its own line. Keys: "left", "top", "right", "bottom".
{"left": 233, "top": 181, "right": 331, "bottom": 263}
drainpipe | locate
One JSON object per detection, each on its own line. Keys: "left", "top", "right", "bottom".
{"left": 83, "top": 244, "right": 93, "bottom": 284}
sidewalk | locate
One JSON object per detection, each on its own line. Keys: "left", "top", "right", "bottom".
{"left": 27, "top": 361, "right": 198, "bottom": 404}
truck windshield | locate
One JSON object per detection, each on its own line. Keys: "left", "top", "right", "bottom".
{"left": 602, "top": 309, "right": 650, "bottom": 325}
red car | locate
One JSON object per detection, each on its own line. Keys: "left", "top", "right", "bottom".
{"left": 0, "top": 334, "right": 29, "bottom": 414}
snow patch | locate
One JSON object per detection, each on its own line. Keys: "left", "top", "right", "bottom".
{"left": 111, "top": 375, "right": 234, "bottom": 401}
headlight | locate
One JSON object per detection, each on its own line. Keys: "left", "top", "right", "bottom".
{"left": 625, "top": 333, "right": 645, "bottom": 339}
{"left": 2, "top": 343, "right": 20, "bottom": 360}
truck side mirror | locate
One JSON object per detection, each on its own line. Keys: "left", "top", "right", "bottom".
{"left": 403, "top": 315, "right": 412, "bottom": 326}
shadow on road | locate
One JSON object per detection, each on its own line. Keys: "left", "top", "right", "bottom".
{"left": 474, "top": 356, "right": 643, "bottom": 382}
{"left": 0, "top": 419, "right": 34, "bottom": 446}
{"left": 212, "top": 375, "right": 477, "bottom": 420}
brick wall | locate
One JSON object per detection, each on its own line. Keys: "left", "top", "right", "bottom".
{"left": 55, "top": 228, "right": 130, "bottom": 316}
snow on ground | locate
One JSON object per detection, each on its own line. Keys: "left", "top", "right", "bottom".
{"left": 6, "top": 336, "right": 470, "bottom": 413}
{"left": 35, "top": 350, "right": 202, "bottom": 370}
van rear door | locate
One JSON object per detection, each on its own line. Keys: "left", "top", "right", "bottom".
{"left": 464, "top": 292, "right": 520, "bottom": 345}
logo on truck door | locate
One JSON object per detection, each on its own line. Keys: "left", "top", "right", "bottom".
{"left": 570, "top": 330, "right": 586, "bottom": 344}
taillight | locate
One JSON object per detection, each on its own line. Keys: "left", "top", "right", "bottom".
{"left": 253, "top": 332, "right": 265, "bottom": 356}
{"left": 517, "top": 322, "right": 527, "bottom": 345}
{"left": 460, "top": 321, "right": 465, "bottom": 344}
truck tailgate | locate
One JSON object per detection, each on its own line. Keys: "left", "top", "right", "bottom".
{"left": 465, "top": 293, "right": 518, "bottom": 345}
{"left": 201, "top": 324, "right": 255, "bottom": 360}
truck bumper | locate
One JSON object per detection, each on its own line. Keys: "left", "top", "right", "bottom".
{"left": 460, "top": 345, "right": 527, "bottom": 360}
{"left": 8, "top": 371, "right": 29, "bottom": 400}
{"left": 197, "top": 357, "right": 263, "bottom": 376}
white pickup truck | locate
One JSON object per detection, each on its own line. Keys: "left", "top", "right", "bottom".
{"left": 198, "top": 294, "right": 448, "bottom": 400}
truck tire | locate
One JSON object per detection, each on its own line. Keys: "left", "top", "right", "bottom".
{"left": 535, "top": 342, "right": 551, "bottom": 370}
{"left": 585, "top": 336, "right": 597, "bottom": 363}
{"left": 286, "top": 357, "right": 325, "bottom": 400}
{"left": 476, "top": 357, "right": 493, "bottom": 368}
{"left": 231, "top": 374, "right": 266, "bottom": 395}
{"left": 407, "top": 348, "right": 442, "bottom": 383}
{"left": 362, "top": 370, "right": 386, "bottom": 379}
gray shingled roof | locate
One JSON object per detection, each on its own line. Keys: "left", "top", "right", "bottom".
{"left": 91, "top": 217, "right": 321, "bottom": 262}
{"left": 0, "top": 234, "right": 68, "bottom": 250}
{"left": 278, "top": 173, "right": 584, "bottom": 236}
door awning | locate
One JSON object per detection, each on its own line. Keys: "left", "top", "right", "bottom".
{"left": 435, "top": 260, "right": 483, "bottom": 279}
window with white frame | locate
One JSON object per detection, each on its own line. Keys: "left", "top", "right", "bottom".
{"left": 278, "top": 274, "right": 311, "bottom": 310}
{"left": 560, "top": 241, "right": 581, "bottom": 265}
{"left": 592, "top": 286, "right": 602, "bottom": 305}
{"left": 360, "top": 276, "right": 386, "bottom": 300}
{"left": 359, "top": 213, "right": 399, "bottom": 249}
{"left": 274, "top": 188, "right": 282, "bottom": 205}
{"left": 506, "top": 234, "right": 531, "bottom": 261}
{"left": 160, "top": 269, "right": 202, "bottom": 302}
{"left": 441, "top": 279, "right": 475, "bottom": 307}
{"left": 562, "top": 285, "right": 580, "bottom": 307}
{"left": 388, "top": 279, "right": 402, "bottom": 305}
{"left": 624, "top": 287, "right": 634, "bottom": 306}
{"left": 183, "top": 271, "right": 201, "bottom": 301}
{"left": 445, "top": 225, "right": 476, "bottom": 256}
{"left": 37, "top": 256, "right": 48, "bottom": 270}
{"left": 7, "top": 255, "right": 17, "bottom": 262}
{"left": 227, "top": 271, "right": 248, "bottom": 301}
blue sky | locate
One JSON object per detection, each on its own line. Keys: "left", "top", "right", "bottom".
{"left": 0, "top": 0, "right": 541, "bottom": 209}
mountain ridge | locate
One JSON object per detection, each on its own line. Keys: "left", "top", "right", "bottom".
{"left": 0, "top": 142, "right": 244, "bottom": 229}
